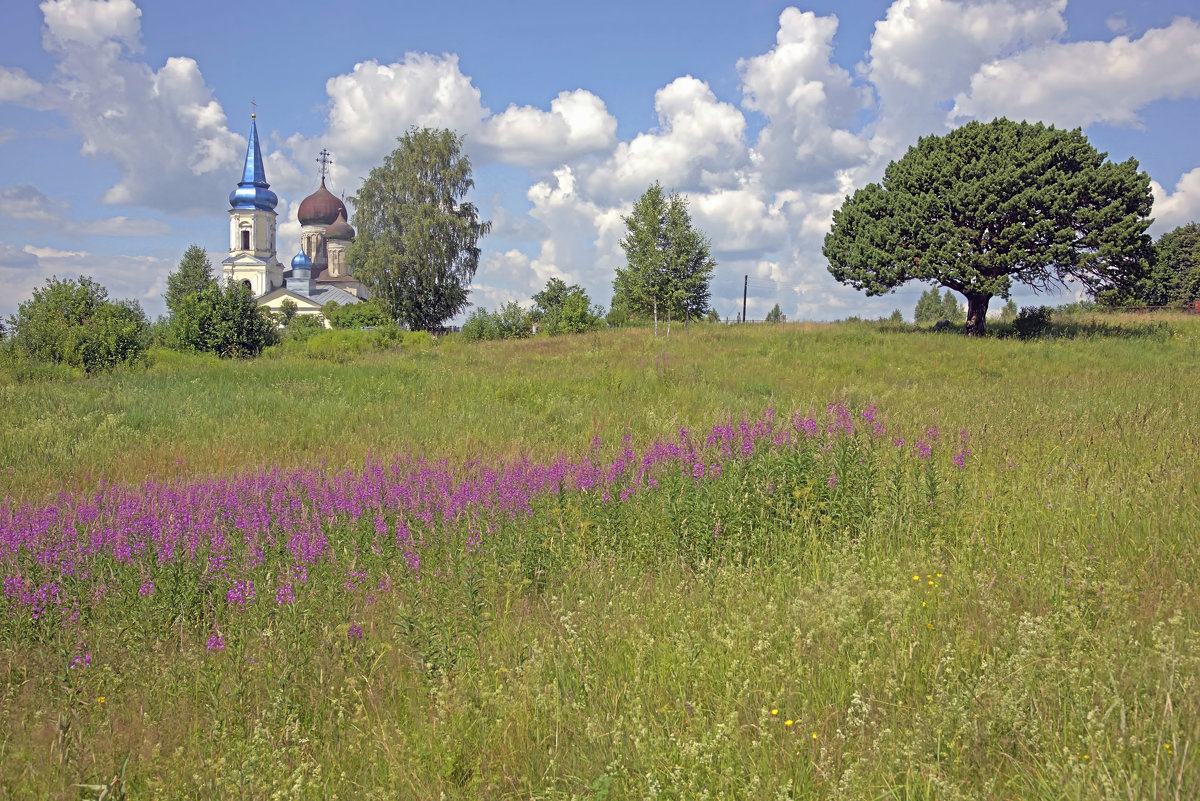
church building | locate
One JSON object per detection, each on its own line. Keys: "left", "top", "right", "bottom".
{"left": 221, "top": 114, "right": 367, "bottom": 319}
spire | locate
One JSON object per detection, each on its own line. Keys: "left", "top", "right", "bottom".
{"left": 229, "top": 113, "right": 278, "bottom": 211}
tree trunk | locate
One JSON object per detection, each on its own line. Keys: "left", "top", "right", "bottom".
{"left": 666, "top": 306, "right": 672, "bottom": 337}
{"left": 965, "top": 293, "right": 991, "bottom": 337}
{"left": 653, "top": 297, "right": 658, "bottom": 337}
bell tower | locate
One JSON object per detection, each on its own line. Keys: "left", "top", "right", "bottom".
{"left": 221, "top": 112, "right": 283, "bottom": 296}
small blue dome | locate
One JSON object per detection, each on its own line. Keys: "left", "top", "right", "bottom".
{"left": 291, "top": 250, "right": 313, "bottom": 271}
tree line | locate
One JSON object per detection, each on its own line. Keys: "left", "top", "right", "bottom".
{"left": 9, "top": 117, "right": 1198, "bottom": 374}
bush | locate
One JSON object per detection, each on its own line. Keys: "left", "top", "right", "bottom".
{"left": 1013, "top": 305, "right": 1053, "bottom": 339}
{"left": 7, "top": 275, "right": 147, "bottom": 374}
{"left": 461, "top": 303, "right": 532, "bottom": 341}
{"left": 324, "top": 299, "right": 391, "bottom": 329}
{"left": 172, "top": 282, "right": 277, "bottom": 358}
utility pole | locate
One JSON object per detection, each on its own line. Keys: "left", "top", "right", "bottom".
{"left": 742, "top": 275, "right": 748, "bottom": 324}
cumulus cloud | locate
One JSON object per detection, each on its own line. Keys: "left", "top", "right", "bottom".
{"left": 863, "top": 0, "right": 1067, "bottom": 158}
{"left": 582, "top": 77, "right": 747, "bottom": 203}
{"left": 1151, "top": 167, "right": 1200, "bottom": 234}
{"left": 480, "top": 89, "right": 617, "bottom": 167}
{"left": 691, "top": 188, "right": 788, "bottom": 257}
{"left": 319, "top": 53, "right": 487, "bottom": 186}
{"left": 950, "top": 18, "right": 1200, "bottom": 128}
{"left": 34, "top": 0, "right": 241, "bottom": 214}
{"left": 738, "top": 8, "right": 870, "bottom": 189}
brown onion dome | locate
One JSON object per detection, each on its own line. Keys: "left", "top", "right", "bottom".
{"left": 325, "top": 209, "right": 355, "bottom": 241}
{"left": 296, "top": 179, "right": 347, "bottom": 226}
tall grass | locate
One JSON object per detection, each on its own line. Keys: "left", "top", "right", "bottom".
{"left": 1, "top": 318, "right": 1198, "bottom": 799}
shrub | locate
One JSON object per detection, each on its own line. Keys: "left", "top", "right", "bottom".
{"left": 172, "top": 282, "right": 277, "bottom": 358}
{"left": 1013, "top": 305, "right": 1053, "bottom": 339}
{"left": 325, "top": 299, "right": 391, "bottom": 329}
{"left": 7, "top": 275, "right": 147, "bottom": 373}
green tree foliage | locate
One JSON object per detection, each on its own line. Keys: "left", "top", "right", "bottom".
{"left": 348, "top": 127, "right": 491, "bottom": 332}
{"left": 278, "top": 299, "right": 299, "bottom": 325}
{"left": 323, "top": 299, "right": 391, "bottom": 330}
{"left": 888, "top": 309, "right": 904, "bottom": 323}
{"left": 913, "top": 287, "right": 944, "bottom": 323}
{"left": 765, "top": 303, "right": 783, "bottom": 323}
{"left": 460, "top": 302, "right": 532, "bottom": 342}
{"left": 824, "top": 118, "right": 1153, "bottom": 336}
{"left": 1000, "top": 299, "right": 1019, "bottom": 322}
{"left": 172, "top": 281, "right": 276, "bottom": 358}
{"left": 164, "top": 244, "right": 214, "bottom": 317}
{"left": 8, "top": 275, "right": 146, "bottom": 373}
{"left": 614, "top": 183, "right": 716, "bottom": 335}
{"left": 1139, "top": 222, "right": 1200, "bottom": 307}
{"left": 533, "top": 278, "right": 604, "bottom": 335}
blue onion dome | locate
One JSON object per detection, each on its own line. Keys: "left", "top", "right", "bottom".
{"left": 297, "top": 179, "right": 346, "bottom": 226}
{"left": 325, "top": 209, "right": 355, "bottom": 241}
{"left": 229, "top": 116, "right": 278, "bottom": 211}
{"left": 291, "top": 250, "right": 313, "bottom": 273}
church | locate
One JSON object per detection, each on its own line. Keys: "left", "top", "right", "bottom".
{"left": 221, "top": 114, "right": 367, "bottom": 318}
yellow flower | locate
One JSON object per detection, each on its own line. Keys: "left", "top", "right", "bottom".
{"left": 96, "top": 696, "right": 106, "bottom": 704}
{"left": 912, "top": 575, "right": 919, "bottom": 580}
{"left": 811, "top": 732, "right": 818, "bottom": 739}
{"left": 926, "top": 623, "right": 933, "bottom": 629}
{"left": 771, "top": 708, "right": 779, "bottom": 716}
{"left": 784, "top": 719, "right": 794, "bottom": 727}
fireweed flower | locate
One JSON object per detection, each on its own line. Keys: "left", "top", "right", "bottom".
{"left": 347, "top": 623, "right": 363, "bottom": 640}
{"left": 0, "top": 406, "right": 972, "bottom": 634}
{"left": 206, "top": 633, "right": 225, "bottom": 653}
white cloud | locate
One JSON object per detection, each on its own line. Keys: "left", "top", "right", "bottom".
{"left": 951, "top": 18, "right": 1200, "bottom": 128}
{"left": 738, "top": 8, "right": 870, "bottom": 189}
{"left": 34, "top": 0, "right": 242, "bottom": 214}
{"left": 480, "top": 89, "right": 617, "bottom": 167}
{"left": 320, "top": 53, "right": 487, "bottom": 187}
{"left": 582, "top": 76, "right": 747, "bottom": 203}
{"left": 1150, "top": 167, "right": 1200, "bottom": 234}
{"left": 863, "top": 0, "right": 1067, "bottom": 159}
{"left": 0, "top": 185, "right": 67, "bottom": 222}
{"left": 40, "top": 0, "right": 141, "bottom": 50}
{"left": 692, "top": 188, "right": 788, "bottom": 256}
{"left": 0, "top": 184, "right": 168, "bottom": 236}
{"left": 0, "top": 67, "right": 42, "bottom": 103}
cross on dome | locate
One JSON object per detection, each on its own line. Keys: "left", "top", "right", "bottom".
{"left": 317, "top": 149, "right": 333, "bottom": 181}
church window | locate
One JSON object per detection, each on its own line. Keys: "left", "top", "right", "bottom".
{"left": 241, "top": 229, "right": 251, "bottom": 250}
{"left": 242, "top": 279, "right": 252, "bottom": 291}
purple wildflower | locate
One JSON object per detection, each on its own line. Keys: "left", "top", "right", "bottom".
{"left": 347, "top": 623, "right": 363, "bottom": 640}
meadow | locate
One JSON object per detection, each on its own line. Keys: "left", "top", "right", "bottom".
{"left": 1, "top": 316, "right": 1198, "bottom": 800}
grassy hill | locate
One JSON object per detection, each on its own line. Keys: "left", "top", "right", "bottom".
{"left": 1, "top": 317, "right": 1197, "bottom": 799}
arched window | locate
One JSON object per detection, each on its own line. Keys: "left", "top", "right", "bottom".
{"left": 241, "top": 229, "right": 251, "bottom": 250}
{"left": 241, "top": 279, "right": 252, "bottom": 291}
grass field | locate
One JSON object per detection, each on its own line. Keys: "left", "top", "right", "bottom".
{"left": 1, "top": 317, "right": 1198, "bottom": 799}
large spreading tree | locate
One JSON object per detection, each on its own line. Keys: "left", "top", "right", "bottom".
{"left": 614, "top": 182, "right": 715, "bottom": 335}
{"left": 824, "top": 118, "right": 1154, "bottom": 335}
{"left": 348, "top": 127, "right": 491, "bottom": 332}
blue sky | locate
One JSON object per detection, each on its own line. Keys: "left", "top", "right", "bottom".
{"left": 2, "top": 0, "right": 1199, "bottom": 323}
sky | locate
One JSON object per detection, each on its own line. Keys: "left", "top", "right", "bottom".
{"left": 2, "top": 0, "right": 1199, "bottom": 324}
